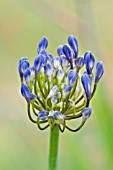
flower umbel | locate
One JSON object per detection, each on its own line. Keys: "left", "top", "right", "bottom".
{"left": 18, "top": 35, "right": 104, "bottom": 132}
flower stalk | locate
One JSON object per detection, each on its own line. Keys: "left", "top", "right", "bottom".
{"left": 49, "top": 126, "right": 59, "bottom": 170}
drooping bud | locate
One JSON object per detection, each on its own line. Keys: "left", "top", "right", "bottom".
{"left": 84, "top": 51, "right": 95, "bottom": 75}
{"left": 82, "top": 107, "right": 92, "bottom": 120}
{"left": 81, "top": 74, "right": 92, "bottom": 99}
{"left": 67, "top": 69, "right": 77, "bottom": 86}
{"left": 76, "top": 56, "right": 84, "bottom": 69}
{"left": 38, "top": 110, "right": 48, "bottom": 121}
{"left": 95, "top": 61, "right": 104, "bottom": 84}
{"left": 62, "top": 85, "right": 72, "bottom": 99}
{"left": 53, "top": 56, "right": 61, "bottom": 69}
{"left": 23, "top": 68, "right": 31, "bottom": 84}
{"left": 63, "top": 44, "right": 73, "bottom": 64}
{"left": 44, "top": 62, "right": 54, "bottom": 78}
{"left": 47, "top": 53, "right": 54, "bottom": 63}
{"left": 56, "top": 69, "right": 64, "bottom": 82}
{"left": 38, "top": 36, "right": 48, "bottom": 53}
{"left": 57, "top": 45, "right": 64, "bottom": 56}
{"left": 54, "top": 111, "right": 64, "bottom": 123}
{"left": 21, "top": 83, "right": 35, "bottom": 103}
{"left": 48, "top": 85, "right": 58, "bottom": 98}
{"left": 68, "top": 35, "right": 78, "bottom": 58}
{"left": 18, "top": 58, "right": 30, "bottom": 79}
{"left": 34, "top": 54, "right": 44, "bottom": 76}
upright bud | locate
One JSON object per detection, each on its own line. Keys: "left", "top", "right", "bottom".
{"left": 82, "top": 107, "right": 92, "bottom": 120}
{"left": 95, "top": 61, "right": 104, "bottom": 84}
{"left": 44, "top": 62, "right": 54, "bottom": 78}
{"left": 57, "top": 45, "right": 64, "bottom": 56}
{"left": 81, "top": 74, "right": 92, "bottom": 99}
{"left": 84, "top": 51, "right": 95, "bottom": 75}
{"left": 76, "top": 57, "right": 84, "bottom": 69}
{"left": 38, "top": 36, "right": 48, "bottom": 53}
{"left": 63, "top": 44, "right": 73, "bottom": 64}
{"left": 34, "top": 54, "right": 44, "bottom": 76}
{"left": 53, "top": 56, "right": 61, "bottom": 69}
{"left": 62, "top": 85, "right": 72, "bottom": 99}
{"left": 67, "top": 69, "right": 77, "bottom": 86}
{"left": 68, "top": 35, "right": 78, "bottom": 58}
{"left": 51, "top": 96, "right": 57, "bottom": 105}
{"left": 56, "top": 69, "right": 64, "bottom": 82}
{"left": 61, "top": 55, "right": 69, "bottom": 68}
{"left": 48, "top": 85, "right": 58, "bottom": 98}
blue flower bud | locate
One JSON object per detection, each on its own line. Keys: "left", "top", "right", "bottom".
{"left": 63, "top": 44, "right": 73, "bottom": 64}
{"left": 48, "top": 110, "right": 55, "bottom": 120}
{"left": 61, "top": 55, "right": 68, "bottom": 68}
{"left": 62, "top": 85, "right": 72, "bottom": 99}
{"left": 23, "top": 68, "right": 31, "bottom": 84}
{"left": 76, "top": 56, "right": 84, "bottom": 69}
{"left": 67, "top": 69, "right": 77, "bottom": 86}
{"left": 21, "top": 83, "right": 35, "bottom": 103}
{"left": 34, "top": 54, "right": 44, "bottom": 76}
{"left": 44, "top": 62, "right": 54, "bottom": 78}
{"left": 51, "top": 96, "right": 57, "bottom": 105}
{"left": 18, "top": 58, "right": 30, "bottom": 79}
{"left": 53, "top": 56, "right": 61, "bottom": 69}
{"left": 47, "top": 53, "right": 54, "bottom": 63}
{"left": 84, "top": 51, "right": 95, "bottom": 75}
{"left": 56, "top": 69, "right": 64, "bottom": 82}
{"left": 30, "top": 66, "right": 35, "bottom": 79}
{"left": 95, "top": 61, "right": 104, "bottom": 84}
{"left": 57, "top": 45, "right": 64, "bottom": 56}
{"left": 38, "top": 36, "right": 48, "bottom": 53}
{"left": 48, "top": 85, "right": 58, "bottom": 98}
{"left": 81, "top": 74, "right": 92, "bottom": 99}
{"left": 38, "top": 110, "right": 48, "bottom": 121}
{"left": 39, "top": 49, "right": 48, "bottom": 63}
{"left": 68, "top": 35, "right": 78, "bottom": 58}
{"left": 82, "top": 107, "right": 92, "bottom": 120}
{"left": 54, "top": 111, "right": 64, "bottom": 120}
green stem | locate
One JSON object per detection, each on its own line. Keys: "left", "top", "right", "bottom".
{"left": 48, "top": 125, "right": 59, "bottom": 170}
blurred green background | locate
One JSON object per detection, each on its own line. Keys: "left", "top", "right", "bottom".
{"left": 0, "top": 0, "right": 113, "bottom": 169}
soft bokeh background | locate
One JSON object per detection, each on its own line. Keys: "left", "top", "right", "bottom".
{"left": 0, "top": 0, "right": 113, "bottom": 169}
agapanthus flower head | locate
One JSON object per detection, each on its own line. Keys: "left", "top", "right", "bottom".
{"left": 18, "top": 35, "right": 104, "bottom": 133}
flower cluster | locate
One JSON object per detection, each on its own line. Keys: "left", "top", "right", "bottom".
{"left": 18, "top": 35, "right": 104, "bottom": 132}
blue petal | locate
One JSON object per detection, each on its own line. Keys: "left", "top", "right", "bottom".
{"left": 38, "top": 110, "right": 48, "bottom": 120}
